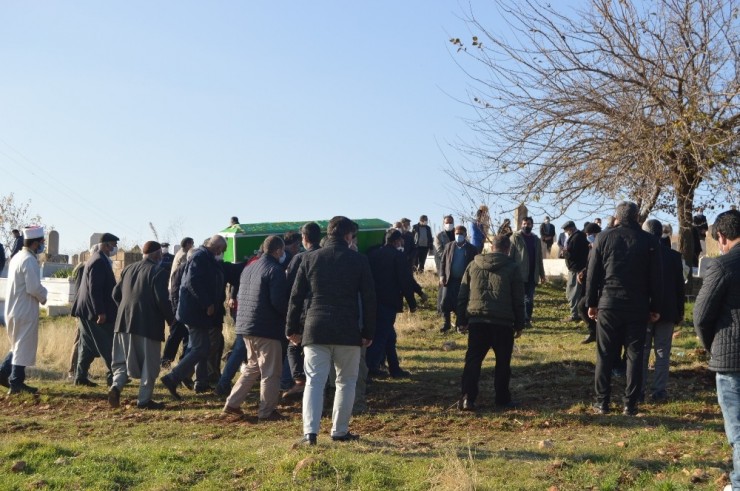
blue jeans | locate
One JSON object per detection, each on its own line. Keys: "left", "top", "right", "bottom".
{"left": 366, "top": 304, "right": 400, "bottom": 374}
{"left": 169, "top": 326, "right": 210, "bottom": 388}
{"left": 717, "top": 372, "right": 740, "bottom": 489}
{"left": 216, "top": 335, "right": 247, "bottom": 394}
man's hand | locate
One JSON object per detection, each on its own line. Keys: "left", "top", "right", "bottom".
{"left": 576, "top": 271, "right": 585, "bottom": 285}
{"left": 228, "top": 299, "right": 236, "bottom": 310}
{"left": 362, "top": 338, "right": 373, "bottom": 348}
{"left": 588, "top": 307, "right": 598, "bottom": 320}
{"left": 287, "top": 334, "right": 302, "bottom": 345}
{"left": 514, "top": 329, "right": 523, "bottom": 339}
{"left": 207, "top": 304, "right": 215, "bottom": 316}
{"left": 96, "top": 313, "right": 106, "bottom": 325}
{"left": 649, "top": 312, "right": 661, "bottom": 323}
{"left": 439, "top": 278, "right": 445, "bottom": 287}
{"left": 540, "top": 276, "right": 547, "bottom": 285}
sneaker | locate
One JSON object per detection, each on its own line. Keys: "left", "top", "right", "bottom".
{"left": 8, "top": 383, "right": 38, "bottom": 395}
{"left": 300, "top": 433, "right": 317, "bottom": 446}
{"left": 581, "top": 333, "right": 596, "bottom": 344}
{"left": 137, "top": 400, "right": 165, "bottom": 410}
{"left": 259, "top": 410, "right": 287, "bottom": 422}
{"left": 108, "top": 386, "right": 121, "bottom": 408}
{"left": 160, "top": 375, "right": 182, "bottom": 401}
{"left": 222, "top": 405, "right": 244, "bottom": 416}
{"left": 457, "top": 397, "right": 476, "bottom": 411}
{"left": 74, "top": 378, "right": 98, "bottom": 387}
{"left": 331, "top": 431, "right": 360, "bottom": 442}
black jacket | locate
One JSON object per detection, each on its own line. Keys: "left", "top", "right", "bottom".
{"left": 176, "top": 246, "right": 224, "bottom": 328}
{"left": 694, "top": 243, "right": 740, "bottom": 372}
{"left": 412, "top": 223, "right": 433, "bottom": 249}
{"left": 71, "top": 251, "right": 118, "bottom": 322}
{"left": 657, "top": 246, "right": 685, "bottom": 324}
{"left": 285, "top": 245, "right": 320, "bottom": 329}
{"left": 585, "top": 223, "right": 662, "bottom": 315}
{"left": 286, "top": 237, "right": 376, "bottom": 345}
{"left": 235, "top": 254, "right": 289, "bottom": 341}
{"left": 112, "top": 259, "right": 175, "bottom": 342}
{"left": 439, "top": 241, "right": 478, "bottom": 284}
{"left": 368, "top": 245, "right": 417, "bottom": 312}
{"left": 564, "top": 230, "right": 589, "bottom": 272}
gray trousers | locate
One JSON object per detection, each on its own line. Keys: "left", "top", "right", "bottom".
{"left": 565, "top": 270, "right": 582, "bottom": 319}
{"left": 111, "top": 332, "right": 161, "bottom": 405}
{"left": 76, "top": 318, "right": 114, "bottom": 385}
{"left": 642, "top": 320, "right": 675, "bottom": 398}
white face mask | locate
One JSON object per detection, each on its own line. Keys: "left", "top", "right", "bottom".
{"left": 444, "top": 223, "right": 454, "bottom": 232}
{"left": 279, "top": 251, "right": 287, "bottom": 264}
{"left": 162, "top": 247, "right": 169, "bottom": 255}
{"left": 455, "top": 234, "right": 465, "bottom": 244}
{"left": 397, "top": 246, "right": 404, "bottom": 252}
{"left": 214, "top": 253, "right": 224, "bottom": 261}
{"left": 109, "top": 246, "right": 118, "bottom": 257}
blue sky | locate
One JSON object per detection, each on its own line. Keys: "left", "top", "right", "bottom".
{"left": 0, "top": 1, "right": 620, "bottom": 255}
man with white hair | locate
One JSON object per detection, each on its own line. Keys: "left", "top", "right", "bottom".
{"left": 0, "top": 226, "right": 48, "bottom": 394}
{"left": 109, "top": 241, "right": 175, "bottom": 409}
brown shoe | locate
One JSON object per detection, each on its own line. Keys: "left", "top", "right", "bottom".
{"left": 222, "top": 405, "right": 244, "bottom": 416}
{"left": 282, "top": 382, "right": 305, "bottom": 399}
{"left": 259, "top": 410, "right": 287, "bottom": 422}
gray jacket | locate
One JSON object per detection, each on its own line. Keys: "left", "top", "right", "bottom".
{"left": 509, "top": 231, "right": 545, "bottom": 283}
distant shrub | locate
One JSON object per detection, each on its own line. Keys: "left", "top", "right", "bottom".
{"left": 51, "top": 268, "right": 74, "bottom": 279}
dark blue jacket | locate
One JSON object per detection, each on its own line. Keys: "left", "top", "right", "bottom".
{"left": 694, "top": 243, "right": 740, "bottom": 372}
{"left": 286, "top": 245, "right": 320, "bottom": 329}
{"left": 368, "top": 245, "right": 417, "bottom": 312}
{"left": 235, "top": 254, "right": 289, "bottom": 341}
{"left": 71, "top": 251, "right": 118, "bottom": 322}
{"left": 176, "top": 246, "right": 224, "bottom": 328}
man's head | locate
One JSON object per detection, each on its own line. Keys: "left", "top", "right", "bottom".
{"left": 283, "top": 231, "right": 301, "bottom": 255}
{"left": 180, "top": 237, "right": 194, "bottom": 252}
{"left": 584, "top": 222, "right": 602, "bottom": 244}
{"left": 206, "top": 234, "right": 227, "bottom": 258}
{"left": 614, "top": 201, "right": 639, "bottom": 226}
{"left": 142, "top": 241, "right": 163, "bottom": 263}
{"left": 401, "top": 218, "right": 411, "bottom": 232}
{"left": 454, "top": 225, "right": 467, "bottom": 245}
{"left": 300, "top": 222, "right": 321, "bottom": 248}
{"left": 544, "top": 216, "right": 550, "bottom": 224}
{"left": 230, "top": 216, "right": 239, "bottom": 226}
{"left": 521, "top": 217, "right": 533, "bottom": 234}
{"left": 327, "top": 216, "right": 356, "bottom": 243}
{"left": 160, "top": 242, "right": 170, "bottom": 255}
{"left": 490, "top": 234, "right": 511, "bottom": 254}
{"left": 419, "top": 215, "right": 428, "bottom": 225}
{"left": 99, "top": 233, "right": 120, "bottom": 257}
{"left": 562, "top": 220, "right": 576, "bottom": 235}
{"left": 443, "top": 215, "right": 454, "bottom": 232}
{"left": 385, "top": 229, "right": 403, "bottom": 248}
{"left": 12, "top": 229, "right": 20, "bottom": 238}
{"left": 594, "top": 218, "right": 602, "bottom": 226}
{"left": 22, "top": 226, "right": 45, "bottom": 253}
{"left": 712, "top": 210, "right": 740, "bottom": 254}
{"left": 642, "top": 219, "right": 663, "bottom": 239}
{"left": 262, "top": 235, "right": 285, "bottom": 261}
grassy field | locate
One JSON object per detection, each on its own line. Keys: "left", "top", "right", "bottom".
{"left": 0, "top": 275, "right": 731, "bottom": 490}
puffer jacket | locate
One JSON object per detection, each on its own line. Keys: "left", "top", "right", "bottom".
{"left": 235, "top": 254, "right": 288, "bottom": 341}
{"left": 694, "top": 243, "right": 740, "bottom": 372}
{"left": 456, "top": 252, "right": 525, "bottom": 330}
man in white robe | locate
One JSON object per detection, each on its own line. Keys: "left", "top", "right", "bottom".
{"left": 0, "top": 226, "right": 48, "bottom": 394}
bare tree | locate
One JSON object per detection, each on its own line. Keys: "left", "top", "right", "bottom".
{"left": 448, "top": 0, "right": 739, "bottom": 262}
{"left": 0, "top": 193, "right": 43, "bottom": 250}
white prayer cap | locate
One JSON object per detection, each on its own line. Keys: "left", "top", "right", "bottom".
{"left": 23, "top": 226, "right": 44, "bottom": 240}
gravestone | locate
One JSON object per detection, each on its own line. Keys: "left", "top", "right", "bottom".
{"left": 514, "top": 203, "right": 528, "bottom": 230}
{"left": 47, "top": 230, "right": 59, "bottom": 256}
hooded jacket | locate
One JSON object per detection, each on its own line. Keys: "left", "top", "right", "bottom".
{"left": 456, "top": 252, "right": 525, "bottom": 330}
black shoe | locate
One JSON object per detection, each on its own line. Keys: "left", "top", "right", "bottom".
{"left": 74, "top": 378, "right": 98, "bottom": 387}
{"left": 0, "top": 372, "right": 9, "bottom": 388}
{"left": 331, "top": 431, "right": 360, "bottom": 442}
{"left": 495, "top": 400, "right": 519, "bottom": 410}
{"left": 651, "top": 392, "right": 669, "bottom": 403}
{"left": 301, "top": 433, "right": 317, "bottom": 446}
{"left": 368, "top": 369, "right": 389, "bottom": 379}
{"left": 525, "top": 320, "right": 533, "bottom": 328}
{"left": 108, "top": 386, "right": 120, "bottom": 408}
{"left": 622, "top": 405, "right": 638, "bottom": 416}
{"left": 8, "top": 383, "right": 38, "bottom": 395}
{"left": 581, "top": 333, "right": 596, "bottom": 344}
{"left": 181, "top": 378, "right": 195, "bottom": 391}
{"left": 389, "top": 369, "right": 411, "bottom": 379}
{"left": 259, "top": 410, "right": 287, "bottom": 422}
{"left": 456, "top": 325, "right": 468, "bottom": 334}
{"left": 440, "top": 323, "right": 452, "bottom": 333}
{"left": 458, "top": 397, "right": 476, "bottom": 411}
{"left": 194, "top": 385, "right": 211, "bottom": 394}
{"left": 137, "top": 400, "right": 165, "bottom": 410}
{"left": 160, "top": 375, "right": 182, "bottom": 401}
{"left": 591, "top": 402, "right": 609, "bottom": 414}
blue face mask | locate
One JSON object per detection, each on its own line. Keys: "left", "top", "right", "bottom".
{"left": 455, "top": 234, "right": 465, "bottom": 244}
{"left": 36, "top": 243, "right": 45, "bottom": 254}
{"left": 587, "top": 235, "right": 596, "bottom": 244}
{"left": 279, "top": 252, "right": 287, "bottom": 264}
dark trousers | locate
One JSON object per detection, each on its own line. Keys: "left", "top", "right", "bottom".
{"left": 216, "top": 335, "right": 247, "bottom": 393}
{"left": 461, "top": 323, "right": 514, "bottom": 405}
{"left": 287, "top": 342, "right": 305, "bottom": 382}
{"left": 577, "top": 296, "right": 596, "bottom": 335}
{"left": 414, "top": 247, "right": 429, "bottom": 272}
{"left": 595, "top": 309, "right": 647, "bottom": 408}
{"left": 162, "top": 322, "right": 189, "bottom": 363}
{"left": 366, "top": 304, "right": 400, "bottom": 374}
{"left": 207, "top": 327, "right": 225, "bottom": 384}
{"left": 1, "top": 352, "right": 26, "bottom": 387}
{"left": 169, "top": 326, "right": 210, "bottom": 388}
{"left": 523, "top": 281, "right": 536, "bottom": 322}
{"left": 76, "top": 318, "right": 114, "bottom": 385}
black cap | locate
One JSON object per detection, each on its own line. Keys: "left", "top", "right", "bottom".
{"left": 584, "top": 223, "right": 602, "bottom": 234}
{"left": 562, "top": 221, "right": 576, "bottom": 230}
{"left": 99, "top": 233, "right": 120, "bottom": 243}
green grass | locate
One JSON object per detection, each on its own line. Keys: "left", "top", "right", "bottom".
{"left": 0, "top": 279, "right": 730, "bottom": 490}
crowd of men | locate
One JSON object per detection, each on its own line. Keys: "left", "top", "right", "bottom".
{"left": 2, "top": 207, "right": 740, "bottom": 476}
